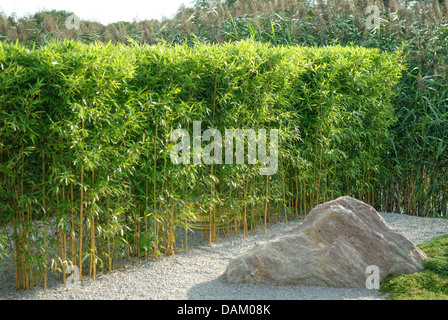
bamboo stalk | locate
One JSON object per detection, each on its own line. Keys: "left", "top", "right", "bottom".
{"left": 90, "top": 169, "right": 96, "bottom": 281}
{"left": 153, "top": 120, "right": 159, "bottom": 258}
{"left": 20, "top": 149, "right": 29, "bottom": 290}
{"left": 210, "top": 79, "right": 217, "bottom": 244}
{"left": 168, "top": 184, "right": 174, "bottom": 255}
{"left": 264, "top": 175, "right": 269, "bottom": 233}
{"left": 78, "top": 119, "right": 85, "bottom": 282}
{"left": 27, "top": 198, "right": 33, "bottom": 288}
{"left": 280, "top": 156, "right": 288, "bottom": 226}
{"left": 184, "top": 202, "right": 188, "bottom": 252}
{"left": 70, "top": 179, "right": 75, "bottom": 271}
{"left": 303, "top": 176, "right": 307, "bottom": 216}
{"left": 42, "top": 147, "right": 48, "bottom": 289}
{"left": 12, "top": 218, "right": 22, "bottom": 289}
{"left": 295, "top": 171, "right": 299, "bottom": 219}
{"left": 57, "top": 192, "right": 66, "bottom": 285}
{"left": 145, "top": 179, "right": 149, "bottom": 259}
{"left": 106, "top": 179, "right": 111, "bottom": 272}
{"left": 209, "top": 164, "right": 214, "bottom": 244}
{"left": 158, "top": 157, "right": 168, "bottom": 253}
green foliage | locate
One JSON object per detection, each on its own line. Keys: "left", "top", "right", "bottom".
{"left": 0, "top": 39, "right": 404, "bottom": 289}
{"left": 139, "top": 232, "right": 155, "bottom": 256}
{"left": 380, "top": 234, "right": 448, "bottom": 299}
{"left": 1, "top": 0, "right": 446, "bottom": 216}
{"left": 0, "top": 233, "right": 9, "bottom": 266}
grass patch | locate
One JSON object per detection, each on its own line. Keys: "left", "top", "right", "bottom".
{"left": 380, "top": 234, "right": 448, "bottom": 300}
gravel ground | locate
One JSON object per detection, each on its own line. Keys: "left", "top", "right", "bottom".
{"left": 0, "top": 212, "right": 447, "bottom": 300}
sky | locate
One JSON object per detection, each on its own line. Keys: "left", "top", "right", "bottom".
{"left": 1, "top": 0, "right": 196, "bottom": 24}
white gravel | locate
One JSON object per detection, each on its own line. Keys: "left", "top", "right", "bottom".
{"left": 0, "top": 212, "right": 447, "bottom": 300}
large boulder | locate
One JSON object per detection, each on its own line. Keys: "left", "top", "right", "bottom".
{"left": 224, "top": 196, "right": 427, "bottom": 288}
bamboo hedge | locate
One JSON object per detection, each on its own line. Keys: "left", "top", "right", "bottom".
{"left": 0, "top": 39, "right": 405, "bottom": 289}
{"left": 2, "top": 2, "right": 447, "bottom": 218}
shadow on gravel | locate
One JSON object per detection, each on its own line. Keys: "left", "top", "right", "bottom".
{"left": 187, "top": 274, "right": 387, "bottom": 300}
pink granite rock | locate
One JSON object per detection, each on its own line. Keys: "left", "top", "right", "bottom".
{"left": 224, "top": 196, "right": 427, "bottom": 287}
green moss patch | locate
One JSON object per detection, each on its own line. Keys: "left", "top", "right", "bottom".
{"left": 380, "top": 234, "right": 448, "bottom": 300}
